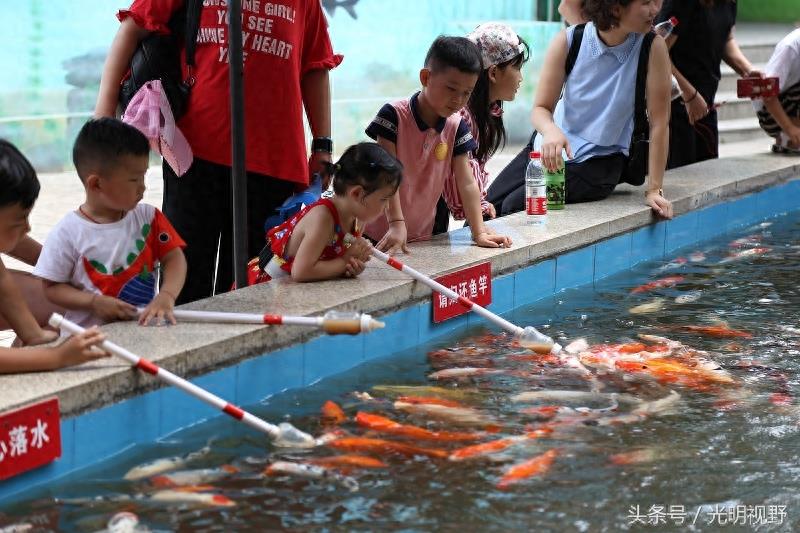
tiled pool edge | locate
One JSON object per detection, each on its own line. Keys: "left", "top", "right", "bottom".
{"left": 2, "top": 178, "right": 799, "bottom": 502}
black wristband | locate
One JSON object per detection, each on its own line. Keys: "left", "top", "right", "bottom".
{"left": 311, "top": 136, "right": 333, "bottom": 153}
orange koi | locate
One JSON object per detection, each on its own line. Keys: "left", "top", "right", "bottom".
{"left": 630, "top": 276, "right": 684, "bottom": 294}
{"left": 678, "top": 325, "right": 752, "bottom": 338}
{"left": 307, "top": 454, "right": 388, "bottom": 469}
{"left": 328, "top": 437, "right": 449, "bottom": 459}
{"left": 448, "top": 428, "right": 552, "bottom": 462}
{"left": 321, "top": 400, "right": 347, "bottom": 425}
{"left": 355, "top": 412, "right": 484, "bottom": 442}
{"left": 615, "top": 357, "right": 735, "bottom": 391}
{"left": 395, "top": 395, "right": 466, "bottom": 409}
{"left": 496, "top": 448, "right": 559, "bottom": 489}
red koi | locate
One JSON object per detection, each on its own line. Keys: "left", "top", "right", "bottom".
{"left": 678, "top": 325, "right": 752, "bottom": 338}
{"left": 630, "top": 276, "right": 685, "bottom": 294}
{"left": 496, "top": 448, "right": 559, "bottom": 489}
{"left": 355, "top": 412, "right": 484, "bottom": 442}
{"left": 321, "top": 400, "right": 347, "bottom": 425}
{"left": 307, "top": 454, "right": 388, "bottom": 469}
{"left": 328, "top": 437, "right": 449, "bottom": 459}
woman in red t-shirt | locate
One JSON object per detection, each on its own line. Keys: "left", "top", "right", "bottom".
{"left": 95, "top": 0, "right": 342, "bottom": 303}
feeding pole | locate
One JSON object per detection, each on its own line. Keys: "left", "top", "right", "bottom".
{"left": 228, "top": 0, "right": 248, "bottom": 288}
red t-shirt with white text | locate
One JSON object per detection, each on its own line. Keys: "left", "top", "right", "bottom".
{"left": 119, "top": 0, "right": 342, "bottom": 185}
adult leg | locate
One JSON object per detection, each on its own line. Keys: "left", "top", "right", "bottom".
{"left": 666, "top": 100, "right": 698, "bottom": 169}
{"left": 163, "top": 158, "right": 227, "bottom": 304}
{"left": 432, "top": 196, "right": 450, "bottom": 235}
{"left": 486, "top": 132, "right": 535, "bottom": 216}
{"left": 565, "top": 153, "right": 626, "bottom": 203}
{"left": 214, "top": 171, "right": 294, "bottom": 295}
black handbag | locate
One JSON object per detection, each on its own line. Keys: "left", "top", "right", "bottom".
{"left": 118, "top": 0, "right": 202, "bottom": 119}
{"left": 565, "top": 25, "right": 656, "bottom": 186}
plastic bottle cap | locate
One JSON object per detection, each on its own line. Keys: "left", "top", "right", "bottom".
{"left": 669, "top": 16, "right": 678, "bottom": 27}
{"left": 529, "top": 151, "right": 541, "bottom": 159}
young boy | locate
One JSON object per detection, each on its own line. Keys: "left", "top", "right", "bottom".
{"left": 34, "top": 118, "right": 187, "bottom": 329}
{"left": 364, "top": 36, "right": 512, "bottom": 253}
{"left": 0, "top": 139, "right": 108, "bottom": 373}
{"left": 754, "top": 28, "right": 800, "bottom": 153}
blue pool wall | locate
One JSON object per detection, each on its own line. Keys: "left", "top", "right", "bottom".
{"left": 2, "top": 179, "right": 799, "bottom": 502}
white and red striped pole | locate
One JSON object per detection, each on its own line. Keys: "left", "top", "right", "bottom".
{"left": 158, "top": 309, "right": 384, "bottom": 335}
{"left": 49, "top": 314, "right": 318, "bottom": 448}
{"left": 370, "top": 248, "right": 559, "bottom": 354}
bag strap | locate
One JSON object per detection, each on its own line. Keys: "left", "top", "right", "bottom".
{"left": 184, "top": 0, "right": 203, "bottom": 69}
{"left": 565, "top": 23, "right": 586, "bottom": 77}
{"left": 632, "top": 32, "right": 656, "bottom": 140}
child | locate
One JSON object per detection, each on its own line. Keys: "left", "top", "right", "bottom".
{"left": 247, "top": 142, "right": 401, "bottom": 284}
{"left": 364, "top": 36, "right": 512, "bottom": 253}
{"left": 0, "top": 139, "right": 108, "bottom": 373}
{"left": 34, "top": 118, "right": 187, "bottom": 328}
{"left": 440, "top": 23, "right": 530, "bottom": 229}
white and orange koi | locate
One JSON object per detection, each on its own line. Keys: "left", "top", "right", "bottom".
{"left": 718, "top": 247, "right": 770, "bottom": 264}
{"left": 265, "top": 460, "right": 359, "bottom": 492}
{"left": 448, "top": 428, "right": 552, "bottom": 462}
{"left": 150, "top": 465, "right": 238, "bottom": 488}
{"left": 630, "top": 276, "right": 684, "bottom": 294}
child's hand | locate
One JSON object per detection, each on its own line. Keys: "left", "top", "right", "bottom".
{"left": 472, "top": 227, "right": 512, "bottom": 248}
{"left": 377, "top": 222, "right": 409, "bottom": 255}
{"left": 344, "top": 237, "right": 372, "bottom": 262}
{"left": 91, "top": 294, "right": 138, "bottom": 321}
{"left": 139, "top": 292, "right": 177, "bottom": 326}
{"left": 55, "top": 327, "right": 109, "bottom": 367}
{"left": 343, "top": 256, "right": 367, "bottom": 278}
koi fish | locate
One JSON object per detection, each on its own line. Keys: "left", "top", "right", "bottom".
{"left": 321, "top": 400, "right": 347, "bottom": 425}
{"left": 655, "top": 257, "right": 687, "bottom": 273}
{"left": 355, "top": 412, "right": 483, "bottom": 442}
{"left": 510, "top": 390, "right": 643, "bottom": 406}
{"left": 630, "top": 276, "right": 684, "bottom": 294}
{"left": 307, "top": 454, "right": 387, "bottom": 469}
{"left": 148, "top": 487, "right": 235, "bottom": 507}
{"left": 718, "top": 247, "right": 770, "bottom": 264}
{"left": 328, "top": 437, "right": 449, "bottom": 459}
{"left": 496, "top": 448, "right": 559, "bottom": 489}
{"left": 677, "top": 325, "right": 752, "bottom": 338}
{"left": 393, "top": 400, "right": 495, "bottom": 428}
{"left": 729, "top": 235, "right": 762, "bottom": 248}
{"left": 616, "top": 358, "right": 734, "bottom": 391}
{"left": 0, "top": 525, "right": 34, "bottom": 533}
{"left": 609, "top": 445, "right": 691, "bottom": 465}
{"left": 395, "top": 395, "right": 466, "bottom": 408}
{"left": 150, "top": 465, "right": 238, "bottom": 488}
{"left": 427, "top": 367, "right": 505, "bottom": 380}
{"left": 123, "top": 445, "right": 210, "bottom": 481}
{"left": 265, "top": 460, "right": 359, "bottom": 492}
{"left": 629, "top": 298, "right": 666, "bottom": 314}
{"left": 371, "top": 385, "right": 483, "bottom": 402}
{"left": 564, "top": 338, "right": 589, "bottom": 354}
{"left": 675, "top": 290, "right": 702, "bottom": 304}
{"left": 448, "top": 429, "right": 552, "bottom": 462}
{"left": 105, "top": 512, "right": 141, "bottom": 533}
{"left": 688, "top": 251, "right": 706, "bottom": 262}
{"left": 629, "top": 390, "right": 681, "bottom": 415}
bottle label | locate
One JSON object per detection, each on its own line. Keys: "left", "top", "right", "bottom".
{"left": 526, "top": 196, "right": 547, "bottom": 216}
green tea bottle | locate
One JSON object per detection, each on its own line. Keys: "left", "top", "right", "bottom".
{"left": 545, "top": 165, "right": 565, "bottom": 210}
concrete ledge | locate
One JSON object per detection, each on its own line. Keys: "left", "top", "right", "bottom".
{"left": 1, "top": 154, "right": 798, "bottom": 419}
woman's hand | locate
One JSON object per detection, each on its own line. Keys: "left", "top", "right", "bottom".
{"left": 376, "top": 221, "right": 409, "bottom": 255}
{"left": 540, "top": 126, "right": 573, "bottom": 172}
{"left": 645, "top": 190, "right": 673, "bottom": 220}
{"left": 684, "top": 90, "right": 709, "bottom": 125}
{"left": 472, "top": 225, "right": 512, "bottom": 248}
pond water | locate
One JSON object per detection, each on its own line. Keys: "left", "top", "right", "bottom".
{"left": 3, "top": 211, "right": 800, "bottom": 532}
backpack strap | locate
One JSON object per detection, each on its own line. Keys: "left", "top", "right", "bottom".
{"left": 565, "top": 23, "right": 586, "bottom": 78}
{"left": 184, "top": 0, "right": 203, "bottom": 70}
{"left": 632, "top": 32, "right": 657, "bottom": 141}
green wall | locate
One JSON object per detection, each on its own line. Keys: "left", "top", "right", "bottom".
{"left": 738, "top": 0, "right": 800, "bottom": 22}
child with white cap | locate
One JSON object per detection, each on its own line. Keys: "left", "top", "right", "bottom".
{"left": 438, "top": 22, "right": 530, "bottom": 231}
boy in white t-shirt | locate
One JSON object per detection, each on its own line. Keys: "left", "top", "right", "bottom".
{"left": 754, "top": 28, "right": 800, "bottom": 153}
{"left": 34, "top": 118, "right": 187, "bottom": 329}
